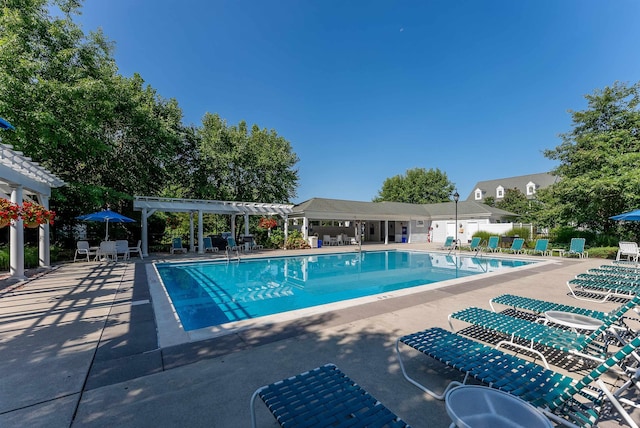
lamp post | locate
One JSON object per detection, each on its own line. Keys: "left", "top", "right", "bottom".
{"left": 453, "top": 190, "right": 460, "bottom": 250}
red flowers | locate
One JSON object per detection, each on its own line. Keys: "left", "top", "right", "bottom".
{"left": 0, "top": 199, "right": 55, "bottom": 227}
{"left": 19, "top": 201, "right": 56, "bottom": 226}
{"left": 258, "top": 217, "right": 277, "bottom": 230}
{"left": 0, "top": 198, "right": 20, "bottom": 224}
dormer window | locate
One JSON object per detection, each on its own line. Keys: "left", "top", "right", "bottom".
{"left": 496, "top": 186, "right": 504, "bottom": 198}
{"left": 474, "top": 188, "right": 482, "bottom": 200}
{"left": 526, "top": 181, "right": 536, "bottom": 196}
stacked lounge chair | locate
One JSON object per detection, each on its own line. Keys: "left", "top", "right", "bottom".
{"left": 448, "top": 295, "right": 640, "bottom": 368}
{"left": 396, "top": 328, "right": 640, "bottom": 428}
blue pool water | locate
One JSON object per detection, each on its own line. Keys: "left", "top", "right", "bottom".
{"left": 155, "top": 251, "right": 533, "bottom": 331}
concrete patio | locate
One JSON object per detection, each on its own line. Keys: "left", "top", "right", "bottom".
{"left": 0, "top": 243, "right": 638, "bottom": 427}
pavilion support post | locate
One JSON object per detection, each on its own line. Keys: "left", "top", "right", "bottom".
{"left": 10, "top": 186, "right": 26, "bottom": 280}
{"left": 384, "top": 220, "right": 389, "bottom": 245}
{"left": 38, "top": 194, "right": 50, "bottom": 267}
{"left": 231, "top": 215, "right": 236, "bottom": 239}
{"left": 244, "top": 213, "right": 250, "bottom": 237}
{"left": 189, "top": 212, "right": 195, "bottom": 252}
{"left": 302, "top": 217, "right": 308, "bottom": 240}
{"left": 197, "top": 210, "right": 204, "bottom": 254}
{"left": 284, "top": 215, "right": 289, "bottom": 250}
{"left": 142, "top": 208, "right": 149, "bottom": 257}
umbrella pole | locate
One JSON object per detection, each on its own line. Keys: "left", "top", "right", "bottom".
{"left": 105, "top": 219, "right": 109, "bottom": 241}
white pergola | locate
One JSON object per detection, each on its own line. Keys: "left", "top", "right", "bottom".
{"left": 133, "top": 196, "right": 294, "bottom": 256}
{"left": 0, "top": 143, "right": 65, "bottom": 280}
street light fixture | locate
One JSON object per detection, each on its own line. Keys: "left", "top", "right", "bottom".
{"left": 453, "top": 190, "right": 460, "bottom": 250}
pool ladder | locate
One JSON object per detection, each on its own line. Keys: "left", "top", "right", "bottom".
{"left": 225, "top": 247, "right": 241, "bottom": 263}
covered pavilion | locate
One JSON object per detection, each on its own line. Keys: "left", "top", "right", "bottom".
{"left": 133, "top": 196, "right": 294, "bottom": 256}
{"left": 0, "top": 143, "right": 65, "bottom": 280}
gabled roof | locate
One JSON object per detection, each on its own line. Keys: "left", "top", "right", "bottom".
{"left": 466, "top": 172, "right": 558, "bottom": 201}
{"left": 291, "top": 197, "right": 516, "bottom": 221}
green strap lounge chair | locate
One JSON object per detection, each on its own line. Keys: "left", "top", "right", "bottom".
{"left": 505, "top": 238, "right": 525, "bottom": 254}
{"left": 489, "top": 294, "right": 610, "bottom": 320}
{"left": 202, "top": 237, "right": 219, "bottom": 253}
{"left": 250, "top": 363, "right": 411, "bottom": 428}
{"left": 528, "top": 239, "right": 550, "bottom": 256}
{"left": 483, "top": 236, "right": 500, "bottom": 253}
{"left": 439, "top": 236, "right": 455, "bottom": 250}
{"left": 170, "top": 237, "right": 187, "bottom": 254}
{"left": 461, "top": 236, "right": 482, "bottom": 252}
{"left": 448, "top": 295, "right": 640, "bottom": 368}
{"left": 565, "top": 237, "right": 588, "bottom": 258}
{"left": 567, "top": 276, "right": 640, "bottom": 302}
{"left": 396, "top": 327, "right": 640, "bottom": 428}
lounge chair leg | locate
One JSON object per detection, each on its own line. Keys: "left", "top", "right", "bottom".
{"left": 395, "top": 338, "right": 462, "bottom": 399}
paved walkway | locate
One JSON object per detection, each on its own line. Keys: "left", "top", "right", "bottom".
{"left": 0, "top": 244, "right": 637, "bottom": 427}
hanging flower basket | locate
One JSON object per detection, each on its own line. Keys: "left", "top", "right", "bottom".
{"left": 258, "top": 217, "right": 277, "bottom": 230}
{"left": 0, "top": 198, "right": 20, "bottom": 227}
{"left": 19, "top": 202, "right": 55, "bottom": 227}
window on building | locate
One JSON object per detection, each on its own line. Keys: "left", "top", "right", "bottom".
{"left": 474, "top": 189, "right": 482, "bottom": 200}
{"left": 496, "top": 186, "right": 504, "bottom": 198}
{"left": 526, "top": 181, "right": 536, "bottom": 196}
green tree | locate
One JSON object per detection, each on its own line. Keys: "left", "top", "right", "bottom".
{"left": 195, "top": 113, "right": 299, "bottom": 203}
{"left": 373, "top": 167, "right": 455, "bottom": 204}
{"left": 0, "top": 0, "right": 186, "bottom": 239}
{"left": 496, "top": 188, "right": 528, "bottom": 220}
{"left": 544, "top": 81, "right": 640, "bottom": 233}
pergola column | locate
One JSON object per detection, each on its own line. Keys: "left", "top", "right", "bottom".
{"left": 244, "top": 213, "right": 250, "bottom": 237}
{"left": 384, "top": 220, "right": 389, "bottom": 245}
{"left": 284, "top": 215, "right": 289, "bottom": 249}
{"left": 197, "top": 210, "right": 204, "bottom": 254}
{"left": 231, "top": 214, "right": 236, "bottom": 238}
{"left": 10, "top": 186, "right": 25, "bottom": 280}
{"left": 141, "top": 208, "right": 149, "bottom": 257}
{"left": 38, "top": 194, "right": 50, "bottom": 267}
{"left": 302, "top": 217, "right": 309, "bottom": 239}
{"left": 189, "top": 212, "right": 195, "bottom": 252}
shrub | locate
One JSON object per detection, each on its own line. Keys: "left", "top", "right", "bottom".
{"left": 472, "top": 231, "right": 493, "bottom": 243}
{"left": 587, "top": 246, "right": 618, "bottom": 259}
{"left": 549, "top": 226, "right": 596, "bottom": 245}
{"left": 504, "top": 227, "right": 531, "bottom": 241}
{"left": 268, "top": 229, "right": 285, "bottom": 249}
{"left": 285, "top": 230, "right": 310, "bottom": 249}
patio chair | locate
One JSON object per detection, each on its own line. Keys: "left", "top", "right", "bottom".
{"left": 323, "top": 234, "right": 333, "bottom": 246}
{"left": 396, "top": 327, "right": 640, "bottom": 428}
{"left": 461, "top": 236, "right": 482, "bottom": 252}
{"left": 250, "top": 363, "right": 411, "bottom": 428}
{"left": 439, "top": 236, "right": 455, "bottom": 250}
{"left": 170, "top": 237, "right": 187, "bottom": 254}
{"left": 128, "top": 239, "right": 143, "bottom": 259}
{"left": 202, "top": 237, "right": 219, "bottom": 253}
{"left": 115, "top": 240, "right": 130, "bottom": 260}
{"left": 226, "top": 237, "right": 242, "bottom": 251}
{"left": 528, "top": 239, "right": 550, "bottom": 256}
{"left": 483, "top": 235, "right": 500, "bottom": 253}
{"left": 96, "top": 240, "right": 118, "bottom": 262}
{"left": 617, "top": 241, "right": 640, "bottom": 262}
{"left": 564, "top": 237, "right": 588, "bottom": 258}
{"left": 448, "top": 296, "right": 640, "bottom": 367}
{"left": 74, "top": 240, "right": 96, "bottom": 262}
{"left": 505, "top": 237, "right": 525, "bottom": 254}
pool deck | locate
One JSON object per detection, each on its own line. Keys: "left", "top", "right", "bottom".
{"left": 0, "top": 243, "right": 638, "bottom": 427}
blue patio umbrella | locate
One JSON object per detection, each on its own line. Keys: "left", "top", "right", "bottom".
{"left": 77, "top": 209, "right": 136, "bottom": 241}
{"left": 610, "top": 209, "right": 640, "bottom": 221}
{"left": 0, "top": 117, "right": 15, "bottom": 130}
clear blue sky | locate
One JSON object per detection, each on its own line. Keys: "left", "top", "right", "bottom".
{"left": 74, "top": 0, "right": 640, "bottom": 204}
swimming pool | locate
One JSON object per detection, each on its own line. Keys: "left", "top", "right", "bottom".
{"left": 154, "top": 251, "right": 534, "bottom": 331}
